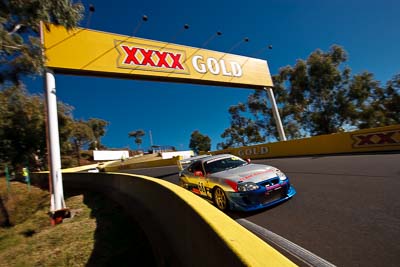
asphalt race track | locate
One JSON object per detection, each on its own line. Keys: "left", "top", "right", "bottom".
{"left": 120, "top": 153, "right": 400, "bottom": 267}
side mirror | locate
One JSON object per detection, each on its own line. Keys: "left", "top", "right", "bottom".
{"left": 246, "top": 158, "right": 251, "bottom": 164}
{"left": 194, "top": 171, "right": 204, "bottom": 177}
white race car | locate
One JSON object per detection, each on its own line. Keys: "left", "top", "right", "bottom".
{"left": 178, "top": 154, "right": 296, "bottom": 211}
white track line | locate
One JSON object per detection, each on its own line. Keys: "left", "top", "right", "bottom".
{"left": 236, "top": 218, "right": 336, "bottom": 267}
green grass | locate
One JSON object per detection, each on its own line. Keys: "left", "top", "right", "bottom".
{"left": 0, "top": 178, "right": 156, "bottom": 267}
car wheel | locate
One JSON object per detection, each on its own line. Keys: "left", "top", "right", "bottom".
{"left": 213, "top": 187, "right": 228, "bottom": 211}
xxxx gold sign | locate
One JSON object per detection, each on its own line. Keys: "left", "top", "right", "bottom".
{"left": 351, "top": 130, "right": 400, "bottom": 148}
{"left": 41, "top": 24, "right": 273, "bottom": 88}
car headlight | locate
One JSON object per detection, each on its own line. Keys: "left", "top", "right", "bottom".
{"left": 275, "top": 169, "right": 287, "bottom": 181}
{"left": 238, "top": 182, "right": 260, "bottom": 192}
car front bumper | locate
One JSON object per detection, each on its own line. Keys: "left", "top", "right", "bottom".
{"left": 227, "top": 181, "right": 296, "bottom": 212}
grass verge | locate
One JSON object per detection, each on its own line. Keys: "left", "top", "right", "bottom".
{"left": 0, "top": 178, "right": 156, "bottom": 266}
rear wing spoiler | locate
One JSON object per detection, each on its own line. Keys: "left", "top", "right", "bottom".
{"left": 177, "top": 154, "right": 212, "bottom": 171}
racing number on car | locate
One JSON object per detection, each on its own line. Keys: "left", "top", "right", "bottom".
{"left": 198, "top": 182, "right": 207, "bottom": 195}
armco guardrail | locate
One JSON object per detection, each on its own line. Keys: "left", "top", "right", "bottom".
{"left": 214, "top": 124, "right": 400, "bottom": 159}
{"left": 32, "top": 172, "right": 295, "bottom": 267}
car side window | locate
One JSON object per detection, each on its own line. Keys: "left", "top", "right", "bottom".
{"left": 188, "top": 161, "right": 204, "bottom": 175}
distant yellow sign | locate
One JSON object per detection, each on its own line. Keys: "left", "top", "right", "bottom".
{"left": 41, "top": 24, "right": 273, "bottom": 88}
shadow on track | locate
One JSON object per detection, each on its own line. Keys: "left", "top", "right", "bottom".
{"left": 154, "top": 172, "right": 180, "bottom": 179}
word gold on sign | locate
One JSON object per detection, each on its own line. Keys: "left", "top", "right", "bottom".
{"left": 191, "top": 56, "right": 243, "bottom": 77}
{"left": 238, "top": 147, "right": 269, "bottom": 157}
{"left": 351, "top": 130, "right": 400, "bottom": 148}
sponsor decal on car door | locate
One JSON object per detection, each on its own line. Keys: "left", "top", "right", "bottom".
{"left": 197, "top": 176, "right": 208, "bottom": 197}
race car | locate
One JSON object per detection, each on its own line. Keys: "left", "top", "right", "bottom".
{"left": 178, "top": 154, "right": 296, "bottom": 212}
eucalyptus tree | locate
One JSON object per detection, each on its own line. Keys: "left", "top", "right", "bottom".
{"left": 0, "top": 0, "right": 84, "bottom": 84}
{"left": 1, "top": 1, "right": 85, "bottom": 169}
{"left": 276, "top": 45, "right": 353, "bottom": 135}
{"left": 70, "top": 120, "right": 94, "bottom": 166}
{"left": 0, "top": 85, "right": 76, "bottom": 170}
{"left": 381, "top": 74, "right": 400, "bottom": 125}
{"left": 87, "top": 118, "right": 109, "bottom": 150}
{"left": 189, "top": 130, "right": 211, "bottom": 153}
{"left": 346, "top": 71, "right": 384, "bottom": 129}
{"left": 220, "top": 44, "right": 400, "bottom": 150}
{"left": 128, "top": 129, "right": 146, "bottom": 149}
{"left": 219, "top": 45, "right": 356, "bottom": 148}
{"left": 0, "top": 86, "right": 45, "bottom": 169}
{"left": 217, "top": 103, "right": 265, "bottom": 149}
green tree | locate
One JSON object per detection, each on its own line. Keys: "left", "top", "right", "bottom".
{"left": 0, "top": 0, "right": 84, "bottom": 84}
{"left": 217, "top": 103, "right": 265, "bottom": 149}
{"left": 70, "top": 120, "right": 94, "bottom": 166}
{"left": 220, "top": 45, "right": 400, "bottom": 149}
{"left": 337, "top": 72, "right": 399, "bottom": 129}
{"left": 220, "top": 45, "right": 356, "bottom": 148}
{"left": 346, "top": 71, "right": 384, "bottom": 129}
{"left": 274, "top": 45, "right": 352, "bottom": 136}
{"left": 189, "top": 130, "right": 211, "bottom": 154}
{"left": 0, "top": 1, "right": 88, "bottom": 169}
{"left": 128, "top": 129, "right": 145, "bottom": 149}
{"left": 0, "top": 85, "right": 45, "bottom": 170}
{"left": 87, "top": 118, "right": 109, "bottom": 150}
{"left": 0, "top": 85, "right": 77, "bottom": 170}
{"left": 381, "top": 74, "right": 400, "bottom": 125}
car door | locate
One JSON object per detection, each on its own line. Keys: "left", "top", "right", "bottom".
{"left": 188, "top": 161, "right": 208, "bottom": 197}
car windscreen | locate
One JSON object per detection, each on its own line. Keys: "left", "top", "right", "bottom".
{"left": 204, "top": 157, "right": 247, "bottom": 174}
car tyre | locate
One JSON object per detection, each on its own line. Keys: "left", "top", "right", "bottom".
{"left": 213, "top": 187, "right": 228, "bottom": 211}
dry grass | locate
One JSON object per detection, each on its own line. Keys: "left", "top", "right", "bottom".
{"left": 0, "top": 178, "right": 156, "bottom": 267}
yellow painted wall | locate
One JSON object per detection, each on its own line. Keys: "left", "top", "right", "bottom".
{"left": 214, "top": 125, "right": 400, "bottom": 159}
{"left": 31, "top": 172, "right": 296, "bottom": 267}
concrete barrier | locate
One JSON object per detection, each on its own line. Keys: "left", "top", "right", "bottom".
{"left": 103, "top": 157, "right": 179, "bottom": 172}
{"left": 32, "top": 172, "right": 295, "bottom": 267}
{"left": 214, "top": 124, "right": 400, "bottom": 159}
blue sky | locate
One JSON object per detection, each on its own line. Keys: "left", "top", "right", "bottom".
{"left": 25, "top": 0, "right": 400, "bottom": 151}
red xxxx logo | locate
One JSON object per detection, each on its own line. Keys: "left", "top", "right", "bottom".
{"left": 116, "top": 41, "right": 187, "bottom": 73}
{"left": 352, "top": 130, "right": 400, "bottom": 148}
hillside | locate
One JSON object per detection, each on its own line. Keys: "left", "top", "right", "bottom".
{"left": 0, "top": 178, "right": 155, "bottom": 266}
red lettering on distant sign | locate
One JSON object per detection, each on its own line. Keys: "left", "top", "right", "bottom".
{"left": 122, "top": 46, "right": 140, "bottom": 65}
{"left": 352, "top": 130, "right": 400, "bottom": 148}
{"left": 120, "top": 45, "right": 185, "bottom": 71}
{"left": 376, "top": 132, "right": 396, "bottom": 144}
{"left": 170, "top": 53, "right": 184, "bottom": 70}
{"left": 154, "top": 51, "right": 169, "bottom": 68}
{"left": 357, "top": 134, "right": 375, "bottom": 146}
{"left": 139, "top": 48, "right": 155, "bottom": 66}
